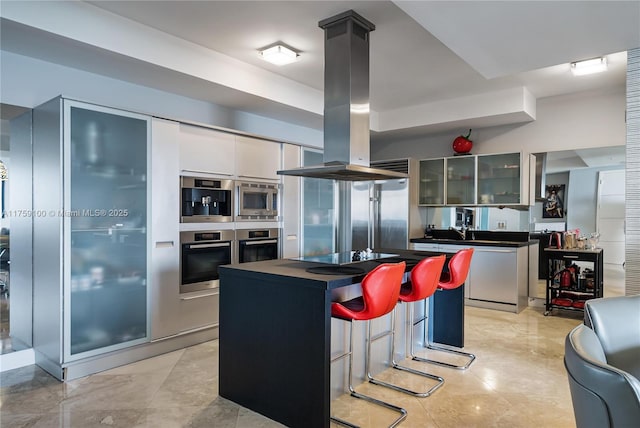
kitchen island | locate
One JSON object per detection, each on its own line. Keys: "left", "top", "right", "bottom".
{"left": 218, "top": 249, "right": 439, "bottom": 428}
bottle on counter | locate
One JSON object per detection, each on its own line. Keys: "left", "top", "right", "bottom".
{"left": 424, "top": 224, "right": 435, "bottom": 238}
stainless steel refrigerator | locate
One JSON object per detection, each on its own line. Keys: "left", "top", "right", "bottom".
{"left": 336, "top": 159, "right": 422, "bottom": 252}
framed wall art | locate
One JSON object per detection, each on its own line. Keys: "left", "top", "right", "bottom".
{"left": 543, "top": 184, "right": 565, "bottom": 218}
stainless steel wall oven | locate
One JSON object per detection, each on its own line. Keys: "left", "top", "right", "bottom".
{"left": 236, "top": 228, "right": 280, "bottom": 263}
{"left": 236, "top": 181, "right": 279, "bottom": 220}
{"left": 180, "top": 230, "right": 234, "bottom": 293}
{"left": 181, "top": 176, "right": 233, "bottom": 223}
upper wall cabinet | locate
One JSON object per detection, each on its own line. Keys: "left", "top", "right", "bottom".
{"left": 418, "top": 158, "right": 445, "bottom": 205}
{"left": 446, "top": 156, "right": 476, "bottom": 205}
{"left": 478, "top": 152, "right": 525, "bottom": 205}
{"left": 235, "top": 135, "right": 281, "bottom": 181}
{"left": 419, "top": 152, "right": 534, "bottom": 206}
{"left": 179, "top": 124, "right": 235, "bottom": 177}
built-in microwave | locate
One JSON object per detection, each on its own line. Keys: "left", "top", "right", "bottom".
{"left": 236, "top": 181, "right": 279, "bottom": 220}
{"left": 236, "top": 228, "right": 279, "bottom": 263}
{"left": 181, "top": 176, "right": 234, "bottom": 223}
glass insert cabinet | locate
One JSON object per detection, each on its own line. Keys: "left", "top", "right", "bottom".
{"left": 32, "top": 97, "right": 150, "bottom": 377}
{"left": 418, "top": 152, "right": 533, "bottom": 206}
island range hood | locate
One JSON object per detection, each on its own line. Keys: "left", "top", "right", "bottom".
{"left": 277, "top": 10, "right": 407, "bottom": 181}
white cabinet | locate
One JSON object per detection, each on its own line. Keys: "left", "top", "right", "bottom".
{"left": 281, "top": 144, "right": 301, "bottom": 258}
{"left": 235, "top": 135, "right": 281, "bottom": 181}
{"left": 150, "top": 118, "right": 181, "bottom": 340}
{"left": 179, "top": 124, "right": 235, "bottom": 177}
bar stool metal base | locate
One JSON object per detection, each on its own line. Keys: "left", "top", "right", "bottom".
{"left": 413, "top": 345, "right": 476, "bottom": 370}
{"left": 331, "top": 319, "right": 407, "bottom": 428}
{"left": 366, "top": 305, "right": 445, "bottom": 397}
{"left": 411, "top": 300, "right": 476, "bottom": 370}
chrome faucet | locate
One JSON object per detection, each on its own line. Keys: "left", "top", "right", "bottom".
{"left": 450, "top": 227, "right": 466, "bottom": 240}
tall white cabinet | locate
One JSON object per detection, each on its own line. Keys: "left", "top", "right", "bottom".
{"left": 33, "top": 98, "right": 151, "bottom": 379}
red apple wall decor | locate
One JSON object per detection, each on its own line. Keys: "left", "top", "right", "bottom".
{"left": 452, "top": 129, "right": 473, "bottom": 154}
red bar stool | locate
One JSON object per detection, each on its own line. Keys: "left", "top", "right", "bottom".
{"left": 331, "top": 261, "right": 407, "bottom": 428}
{"left": 367, "top": 255, "right": 447, "bottom": 397}
{"left": 415, "top": 248, "right": 476, "bottom": 370}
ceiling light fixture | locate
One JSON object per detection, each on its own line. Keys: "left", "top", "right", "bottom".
{"left": 570, "top": 57, "right": 607, "bottom": 76}
{"left": 258, "top": 44, "right": 299, "bottom": 66}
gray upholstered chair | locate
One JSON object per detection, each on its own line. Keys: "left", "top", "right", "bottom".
{"left": 584, "top": 295, "right": 640, "bottom": 380}
{"left": 564, "top": 295, "right": 640, "bottom": 428}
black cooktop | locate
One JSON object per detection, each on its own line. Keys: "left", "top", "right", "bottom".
{"left": 373, "top": 257, "right": 420, "bottom": 268}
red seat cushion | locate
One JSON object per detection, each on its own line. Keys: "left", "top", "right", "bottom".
{"left": 398, "top": 255, "right": 446, "bottom": 303}
{"left": 331, "top": 262, "right": 406, "bottom": 321}
{"left": 438, "top": 248, "right": 474, "bottom": 290}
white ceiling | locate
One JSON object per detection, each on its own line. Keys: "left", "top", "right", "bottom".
{"left": 0, "top": 0, "right": 637, "bottom": 168}
{"left": 79, "top": 0, "right": 634, "bottom": 109}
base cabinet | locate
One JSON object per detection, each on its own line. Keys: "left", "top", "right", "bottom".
{"left": 467, "top": 248, "right": 517, "bottom": 304}
{"left": 411, "top": 242, "right": 529, "bottom": 312}
{"left": 179, "top": 291, "right": 220, "bottom": 332}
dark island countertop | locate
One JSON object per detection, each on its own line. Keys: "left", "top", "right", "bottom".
{"left": 219, "top": 248, "right": 434, "bottom": 290}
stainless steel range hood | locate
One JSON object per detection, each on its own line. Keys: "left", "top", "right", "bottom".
{"left": 277, "top": 10, "right": 407, "bottom": 181}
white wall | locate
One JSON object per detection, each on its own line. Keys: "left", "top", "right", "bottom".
{"left": 371, "top": 86, "right": 626, "bottom": 159}
{"left": 0, "top": 50, "right": 323, "bottom": 148}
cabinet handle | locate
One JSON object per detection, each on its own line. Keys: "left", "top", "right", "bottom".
{"left": 238, "top": 175, "right": 279, "bottom": 181}
{"left": 562, "top": 255, "right": 579, "bottom": 259}
{"left": 188, "top": 243, "right": 231, "bottom": 249}
{"left": 181, "top": 169, "right": 233, "bottom": 176}
{"left": 181, "top": 292, "right": 218, "bottom": 300}
{"left": 244, "top": 239, "right": 278, "bottom": 246}
{"left": 155, "top": 241, "right": 174, "bottom": 248}
{"left": 475, "top": 249, "right": 515, "bottom": 253}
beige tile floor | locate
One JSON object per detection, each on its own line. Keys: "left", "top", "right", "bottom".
{"left": 1, "top": 305, "right": 584, "bottom": 428}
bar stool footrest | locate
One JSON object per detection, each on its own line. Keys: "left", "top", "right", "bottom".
{"left": 368, "top": 362, "right": 444, "bottom": 397}
{"left": 412, "top": 343, "right": 476, "bottom": 370}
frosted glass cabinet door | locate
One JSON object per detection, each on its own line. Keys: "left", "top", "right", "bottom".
{"left": 66, "top": 102, "right": 149, "bottom": 360}
{"left": 418, "top": 158, "right": 445, "bottom": 205}
{"left": 477, "top": 153, "right": 521, "bottom": 205}
{"left": 446, "top": 156, "right": 476, "bottom": 205}
{"left": 301, "top": 150, "right": 335, "bottom": 256}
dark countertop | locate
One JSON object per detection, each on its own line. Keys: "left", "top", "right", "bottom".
{"left": 219, "top": 248, "right": 435, "bottom": 290}
{"left": 410, "top": 238, "right": 537, "bottom": 248}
